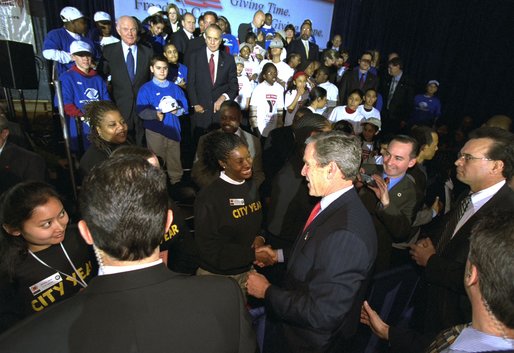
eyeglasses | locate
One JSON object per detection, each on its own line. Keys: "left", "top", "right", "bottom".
{"left": 457, "top": 152, "right": 493, "bottom": 162}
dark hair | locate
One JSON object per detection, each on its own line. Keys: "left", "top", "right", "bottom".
{"left": 259, "top": 62, "right": 277, "bottom": 83}
{"left": 84, "top": 100, "right": 124, "bottom": 153}
{"left": 388, "top": 56, "right": 403, "bottom": 70}
{"left": 293, "top": 113, "right": 330, "bottom": 148}
{"left": 468, "top": 127, "right": 514, "bottom": 180}
{"left": 391, "top": 134, "right": 420, "bottom": 158}
{"left": 292, "top": 107, "right": 312, "bottom": 124}
{"left": 201, "top": 131, "right": 248, "bottom": 173}
{"left": 284, "top": 24, "right": 295, "bottom": 34}
{"left": 286, "top": 71, "right": 307, "bottom": 92}
{"left": 218, "top": 16, "right": 232, "bottom": 34}
{"left": 111, "top": 145, "right": 155, "bottom": 160}
{"left": 286, "top": 53, "right": 301, "bottom": 65}
{"left": 203, "top": 11, "right": 218, "bottom": 22}
{"left": 348, "top": 88, "right": 364, "bottom": 101}
{"left": 332, "top": 120, "right": 354, "bottom": 135}
{"left": 245, "top": 32, "right": 257, "bottom": 42}
{"left": 0, "top": 182, "right": 62, "bottom": 278}
{"left": 307, "top": 86, "right": 327, "bottom": 106}
{"left": 410, "top": 126, "right": 434, "bottom": 151}
{"left": 150, "top": 54, "right": 168, "bottom": 66}
{"left": 315, "top": 65, "right": 330, "bottom": 76}
{"left": 148, "top": 14, "right": 166, "bottom": 27}
{"left": 220, "top": 100, "right": 242, "bottom": 115}
{"left": 364, "top": 87, "right": 377, "bottom": 96}
{"left": 80, "top": 155, "right": 168, "bottom": 261}
{"left": 468, "top": 211, "right": 514, "bottom": 328}
{"left": 361, "top": 51, "right": 374, "bottom": 60}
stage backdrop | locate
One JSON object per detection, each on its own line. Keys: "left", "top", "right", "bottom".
{"left": 113, "top": 0, "right": 335, "bottom": 49}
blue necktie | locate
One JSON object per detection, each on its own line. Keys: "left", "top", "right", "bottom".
{"left": 126, "top": 47, "right": 135, "bottom": 82}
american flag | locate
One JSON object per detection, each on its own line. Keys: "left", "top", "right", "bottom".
{"left": 182, "top": 0, "right": 223, "bottom": 9}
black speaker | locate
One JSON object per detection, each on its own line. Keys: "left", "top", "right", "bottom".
{"left": 0, "top": 40, "right": 38, "bottom": 89}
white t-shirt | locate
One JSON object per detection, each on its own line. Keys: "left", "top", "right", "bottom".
{"left": 243, "top": 59, "right": 260, "bottom": 82}
{"left": 236, "top": 75, "right": 253, "bottom": 110}
{"left": 250, "top": 81, "right": 285, "bottom": 137}
{"left": 329, "top": 106, "right": 365, "bottom": 134}
{"left": 357, "top": 105, "right": 381, "bottom": 121}
{"left": 259, "top": 60, "right": 294, "bottom": 88}
{"left": 318, "top": 81, "right": 339, "bottom": 105}
{"left": 284, "top": 89, "right": 308, "bottom": 126}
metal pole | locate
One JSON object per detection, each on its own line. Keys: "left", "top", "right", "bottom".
{"left": 53, "top": 78, "right": 78, "bottom": 201}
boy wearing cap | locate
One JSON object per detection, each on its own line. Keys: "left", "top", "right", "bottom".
{"left": 43, "top": 6, "right": 98, "bottom": 76}
{"left": 136, "top": 56, "right": 188, "bottom": 184}
{"left": 91, "top": 11, "right": 119, "bottom": 48}
{"left": 409, "top": 80, "right": 441, "bottom": 127}
{"left": 258, "top": 39, "right": 293, "bottom": 88}
{"left": 58, "top": 40, "right": 110, "bottom": 153}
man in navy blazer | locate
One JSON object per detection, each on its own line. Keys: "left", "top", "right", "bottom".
{"left": 187, "top": 24, "right": 238, "bottom": 145}
{"left": 100, "top": 16, "right": 152, "bottom": 145}
{"left": 0, "top": 155, "right": 257, "bottom": 353}
{"left": 248, "top": 131, "right": 377, "bottom": 353}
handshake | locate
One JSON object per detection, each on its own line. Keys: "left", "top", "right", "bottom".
{"left": 252, "top": 236, "right": 278, "bottom": 268}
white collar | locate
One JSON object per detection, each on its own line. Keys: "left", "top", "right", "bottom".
{"left": 220, "top": 171, "right": 245, "bottom": 185}
{"left": 100, "top": 259, "right": 163, "bottom": 275}
{"left": 320, "top": 185, "right": 354, "bottom": 211}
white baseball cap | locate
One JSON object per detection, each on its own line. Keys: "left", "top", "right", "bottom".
{"left": 94, "top": 11, "right": 111, "bottom": 22}
{"left": 70, "top": 40, "right": 92, "bottom": 55}
{"left": 159, "top": 96, "right": 179, "bottom": 113}
{"left": 147, "top": 6, "right": 162, "bottom": 16}
{"left": 60, "top": 6, "right": 85, "bottom": 22}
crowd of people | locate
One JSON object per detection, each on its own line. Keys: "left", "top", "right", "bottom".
{"left": 0, "top": 4, "right": 513, "bottom": 353}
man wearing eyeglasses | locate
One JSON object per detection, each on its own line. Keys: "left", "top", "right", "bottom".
{"left": 338, "top": 51, "right": 379, "bottom": 104}
{"left": 409, "top": 127, "right": 514, "bottom": 337}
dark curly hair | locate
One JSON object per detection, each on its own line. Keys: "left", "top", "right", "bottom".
{"left": 201, "top": 131, "right": 248, "bottom": 173}
{"left": 84, "top": 100, "right": 124, "bottom": 155}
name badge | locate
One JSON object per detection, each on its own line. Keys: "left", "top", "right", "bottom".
{"left": 29, "top": 272, "right": 62, "bottom": 296}
{"left": 229, "top": 198, "right": 245, "bottom": 206}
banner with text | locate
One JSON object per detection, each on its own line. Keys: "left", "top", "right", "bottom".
{"left": 114, "top": 0, "right": 335, "bottom": 49}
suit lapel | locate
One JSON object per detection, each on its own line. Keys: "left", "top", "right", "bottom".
{"left": 288, "top": 190, "right": 354, "bottom": 269}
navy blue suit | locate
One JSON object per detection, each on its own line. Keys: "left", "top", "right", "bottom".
{"left": 265, "top": 187, "right": 377, "bottom": 352}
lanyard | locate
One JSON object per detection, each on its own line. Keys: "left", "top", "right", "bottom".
{"left": 29, "top": 242, "right": 88, "bottom": 288}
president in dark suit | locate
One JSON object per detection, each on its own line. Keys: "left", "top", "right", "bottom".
{"left": 0, "top": 155, "right": 257, "bottom": 353}
{"left": 248, "top": 132, "right": 377, "bottom": 353}
{"left": 287, "top": 22, "right": 319, "bottom": 63}
{"left": 100, "top": 16, "right": 152, "bottom": 145}
{"left": 187, "top": 24, "right": 238, "bottom": 144}
{"left": 410, "top": 127, "right": 514, "bottom": 336}
{"left": 338, "top": 52, "right": 379, "bottom": 104}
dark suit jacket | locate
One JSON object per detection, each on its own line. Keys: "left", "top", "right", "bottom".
{"left": 265, "top": 188, "right": 377, "bottom": 353}
{"left": 0, "top": 264, "right": 257, "bottom": 353}
{"left": 423, "top": 183, "right": 514, "bottom": 332}
{"left": 100, "top": 42, "right": 152, "bottom": 129}
{"left": 360, "top": 175, "right": 422, "bottom": 272}
{"left": 172, "top": 28, "right": 193, "bottom": 63}
{"left": 379, "top": 73, "right": 415, "bottom": 131}
{"left": 338, "top": 69, "right": 379, "bottom": 104}
{"left": 287, "top": 39, "right": 319, "bottom": 63}
{"left": 237, "top": 23, "right": 265, "bottom": 47}
{"left": 0, "top": 142, "right": 46, "bottom": 194}
{"left": 187, "top": 48, "right": 238, "bottom": 129}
